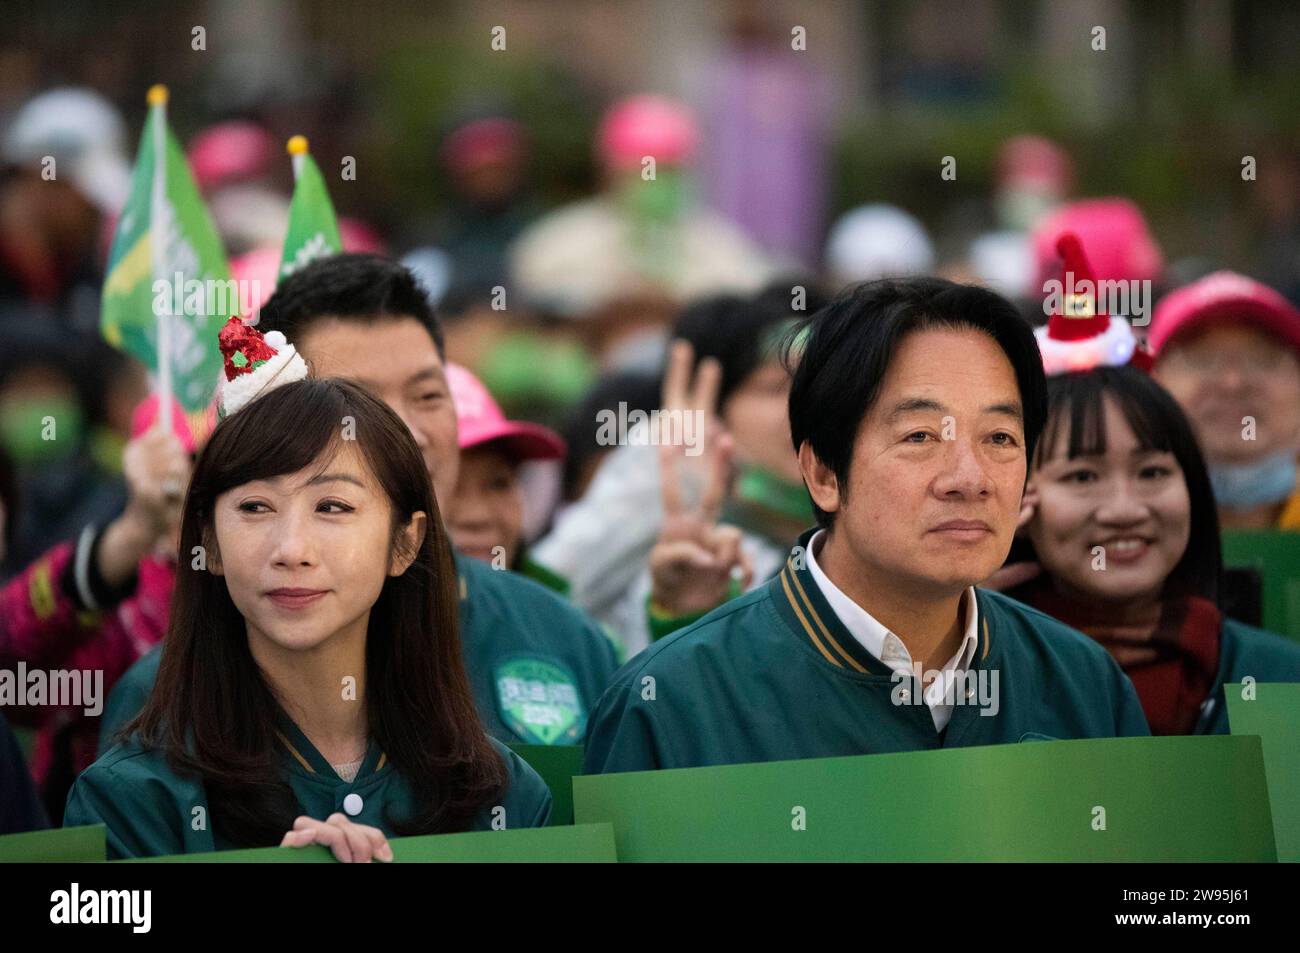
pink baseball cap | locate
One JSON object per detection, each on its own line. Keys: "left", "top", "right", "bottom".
{"left": 446, "top": 363, "right": 565, "bottom": 461}
{"left": 1149, "top": 270, "right": 1300, "bottom": 358}
{"left": 338, "top": 217, "right": 389, "bottom": 256}
{"left": 130, "top": 395, "right": 197, "bottom": 454}
{"left": 187, "top": 121, "right": 276, "bottom": 193}
{"left": 596, "top": 95, "right": 698, "bottom": 171}
{"left": 229, "top": 244, "right": 280, "bottom": 318}
{"left": 1031, "top": 198, "right": 1163, "bottom": 288}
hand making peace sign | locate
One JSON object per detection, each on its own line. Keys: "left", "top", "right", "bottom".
{"left": 648, "top": 340, "right": 754, "bottom": 618}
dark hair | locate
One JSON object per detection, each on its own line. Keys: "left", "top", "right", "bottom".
{"left": 558, "top": 370, "right": 660, "bottom": 502}
{"left": 1028, "top": 365, "right": 1223, "bottom": 605}
{"left": 786, "top": 277, "right": 1047, "bottom": 528}
{"left": 673, "top": 278, "right": 829, "bottom": 408}
{"left": 258, "top": 253, "right": 445, "bottom": 357}
{"left": 129, "top": 378, "right": 505, "bottom": 845}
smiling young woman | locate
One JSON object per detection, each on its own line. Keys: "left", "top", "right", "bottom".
{"left": 65, "top": 378, "right": 551, "bottom": 859}
{"left": 1003, "top": 366, "right": 1300, "bottom": 735}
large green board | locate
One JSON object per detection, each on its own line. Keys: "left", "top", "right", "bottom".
{"left": 574, "top": 737, "right": 1276, "bottom": 861}
{"left": 1229, "top": 682, "right": 1300, "bottom": 862}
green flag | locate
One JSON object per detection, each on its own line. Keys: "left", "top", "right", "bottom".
{"left": 279, "top": 136, "right": 342, "bottom": 282}
{"left": 101, "top": 86, "right": 231, "bottom": 415}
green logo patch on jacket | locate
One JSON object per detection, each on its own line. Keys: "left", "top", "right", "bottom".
{"left": 495, "top": 657, "right": 586, "bottom": 745}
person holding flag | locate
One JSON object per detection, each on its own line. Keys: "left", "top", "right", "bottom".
{"left": 0, "top": 86, "right": 224, "bottom": 819}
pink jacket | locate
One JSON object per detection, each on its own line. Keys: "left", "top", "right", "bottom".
{"left": 0, "top": 540, "right": 173, "bottom": 792}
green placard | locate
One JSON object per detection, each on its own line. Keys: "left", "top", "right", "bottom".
{"left": 1222, "top": 530, "right": 1300, "bottom": 639}
{"left": 508, "top": 743, "right": 584, "bottom": 825}
{"left": 124, "top": 822, "right": 616, "bottom": 863}
{"left": 0, "top": 824, "right": 106, "bottom": 863}
{"left": 1229, "top": 682, "right": 1300, "bottom": 862}
{"left": 574, "top": 737, "right": 1276, "bottom": 862}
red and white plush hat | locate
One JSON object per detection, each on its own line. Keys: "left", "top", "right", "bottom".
{"left": 1034, "top": 232, "right": 1153, "bottom": 376}
{"left": 217, "top": 316, "right": 309, "bottom": 418}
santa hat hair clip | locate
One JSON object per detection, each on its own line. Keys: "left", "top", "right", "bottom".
{"left": 1035, "top": 232, "right": 1152, "bottom": 376}
{"left": 217, "top": 316, "right": 309, "bottom": 418}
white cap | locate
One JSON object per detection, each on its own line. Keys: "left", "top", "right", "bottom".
{"left": 4, "top": 87, "right": 132, "bottom": 213}
{"left": 824, "top": 204, "right": 934, "bottom": 286}
{"left": 401, "top": 246, "right": 453, "bottom": 307}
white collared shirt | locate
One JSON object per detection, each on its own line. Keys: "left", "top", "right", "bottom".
{"left": 806, "top": 529, "right": 979, "bottom": 732}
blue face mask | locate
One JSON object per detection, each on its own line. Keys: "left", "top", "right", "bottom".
{"left": 1208, "top": 452, "right": 1298, "bottom": 510}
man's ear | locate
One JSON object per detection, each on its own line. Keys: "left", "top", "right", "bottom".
{"left": 1015, "top": 479, "right": 1040, "bottom": 536}
{"left": 798, "top": 441, "right": 841, "bottom": 517}
{"left": 390, "top": 511, "right": 428, "bottom": 576}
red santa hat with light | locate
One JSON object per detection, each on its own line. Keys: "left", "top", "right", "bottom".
{"left": 1034, "top": 232, "right": 1153, "bottom": 376}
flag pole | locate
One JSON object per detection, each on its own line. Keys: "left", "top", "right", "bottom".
{"left": 288, "top": 134, "right": 308, "bottom": 182}
{"left": 148, "top": 84, "right": 172, "bottom": 436}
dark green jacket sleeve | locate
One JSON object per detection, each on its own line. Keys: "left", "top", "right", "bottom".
{"left": 582, "top": 673, "right": 676, "bottom": 774}
{"left": 64, "top": 749, "right": 191, "bottom": 860}
{"left": 493, "top": 741, "right": 554, "bottom": 828}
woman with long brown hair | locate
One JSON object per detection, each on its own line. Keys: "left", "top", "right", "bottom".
{"left": 65, "top": 376, "right": 551, "bottom": 859}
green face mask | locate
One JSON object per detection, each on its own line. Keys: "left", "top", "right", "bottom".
{"left": 734, "top": 464, "right": 814, "bottom": 524}
{"left": 619, "top": 167, "right": 691, "bottom": 225}
{"left": 0, "top": 397, "right": 84, "bottom": 466}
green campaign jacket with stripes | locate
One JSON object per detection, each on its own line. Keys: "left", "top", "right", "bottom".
{"left": 584, "top": 535, "right": 1151, "bottom": 774}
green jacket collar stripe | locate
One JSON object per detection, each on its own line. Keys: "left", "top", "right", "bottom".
{"left": 779, "top": 563, "right": 870, "bottom": 673}
{"left": 774, "top": 529, "right": 994, "bottom": 676}
{"left": 274, "top": 713, "right": 388, "bottom": 784}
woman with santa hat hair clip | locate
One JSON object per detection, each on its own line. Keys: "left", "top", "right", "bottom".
{"left": 992, "top": 236, "right": 1300, "bottom": 735}
{"left": 65, "top": 318, "right": 550, "bottom": 859}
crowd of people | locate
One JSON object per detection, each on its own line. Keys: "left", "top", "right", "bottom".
{"left": 1, "top": 82, "right": 1299, "bottom": 861}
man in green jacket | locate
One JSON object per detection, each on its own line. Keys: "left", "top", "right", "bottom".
{"left": 585, "top": 277, "right": 1150, "bottom": 773}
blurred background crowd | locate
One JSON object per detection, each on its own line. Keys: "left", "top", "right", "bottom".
{"left": 1, "top": 0, "right": 1299, "bottom": 582}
